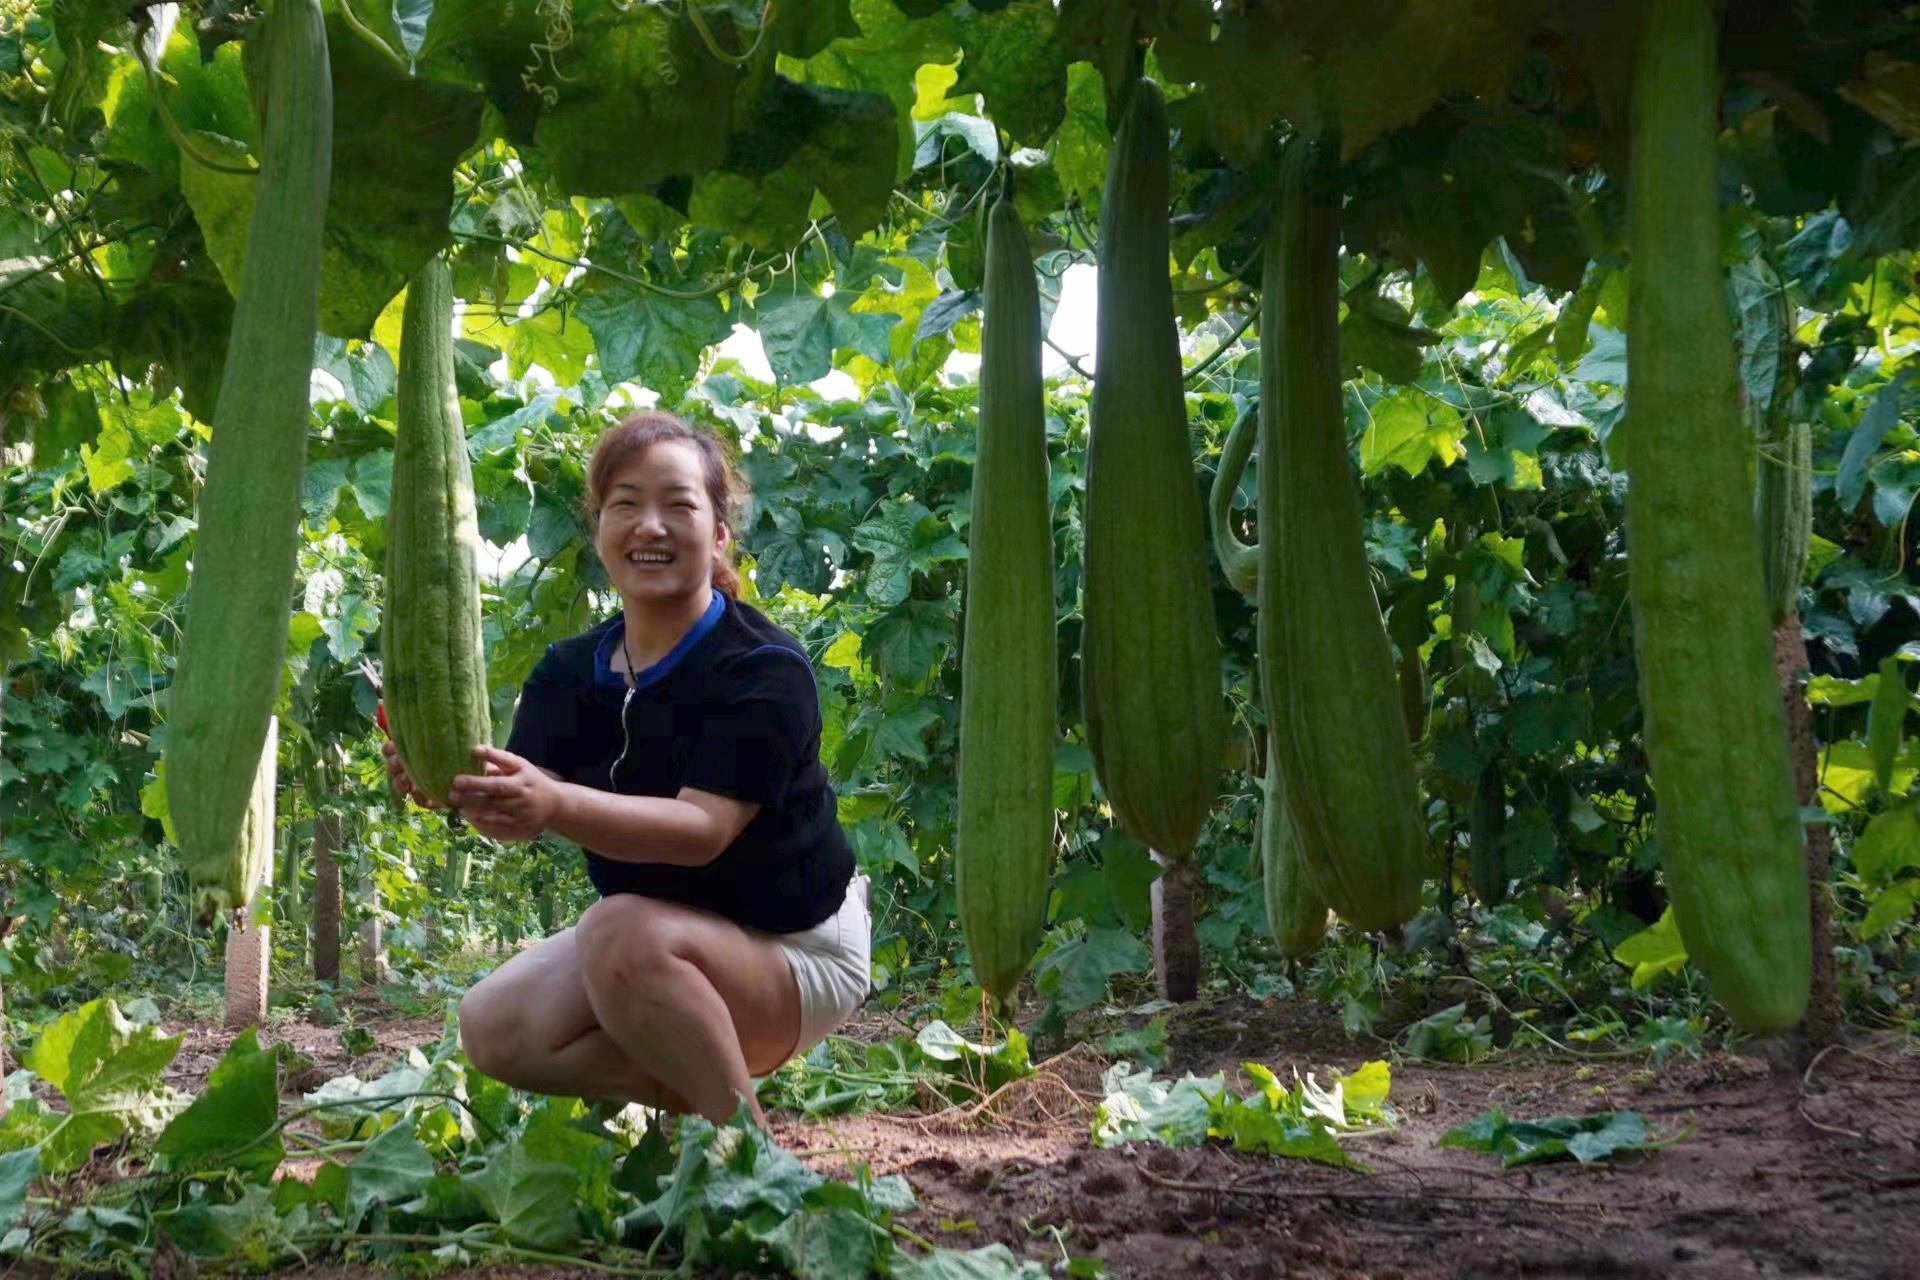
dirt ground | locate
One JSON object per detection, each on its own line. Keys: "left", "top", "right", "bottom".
{"left": 23, "top": 993, "right": 1920, "bottom": 1279}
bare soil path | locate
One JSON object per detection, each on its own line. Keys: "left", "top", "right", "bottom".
{"left": 16, "top": 993, "right": 1916, "bottom": 1279}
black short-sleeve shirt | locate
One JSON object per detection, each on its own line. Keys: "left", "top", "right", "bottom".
{"left": 505, "top": 592, "right": 855, "bottom": 933}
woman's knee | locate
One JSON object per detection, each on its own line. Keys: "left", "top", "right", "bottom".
{"left": 575, "top": 895, "right": 685, "bottom": 994}
{"left": 457, "top": 985, "right": 519, "bottom": 1078}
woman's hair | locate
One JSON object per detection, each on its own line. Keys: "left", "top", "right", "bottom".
{"left": 584, "top": 411, "right": 747, "bottom": 597}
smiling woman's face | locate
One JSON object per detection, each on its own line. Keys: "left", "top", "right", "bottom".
{"left": 592, "top": 439, "right": 731, "bottom": 606}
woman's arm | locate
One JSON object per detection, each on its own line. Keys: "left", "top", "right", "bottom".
{"left": 449, "top": 744, "right": 759, "bottom": 866}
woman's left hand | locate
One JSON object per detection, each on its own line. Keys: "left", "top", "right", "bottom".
{"left": 449, "top": 745, "right": 561, "bottom": 842}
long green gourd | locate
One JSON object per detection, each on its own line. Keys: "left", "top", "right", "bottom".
{"left": 1207, "top": 404, "right": 1259, "bottom": 598}
{"left": 1207, "top": 411, "right": 1331, "bottom": 957}
{"left": 166, "top": 0, "right": 332, "bottom": 920}
{"left": 1082, "top": 78, "right": 1227, "bottom": 859}
{"left": 226, "top": 716, "right": 278, "bottom": 916}
{"left": 957, "top": 197, "right": 1057, "bottom": 1008}
{"left": 1625, "top": 0, "right": 1808, "bottom": 1031}
{"left": 1257, "top": 139, "right": 1425, "bottom": 932}
{"left": 1260, "top": 744, "right": 1330, "bottom": 959}
{"left": 384, "top": 257, "right": 492, "bottom": 805}
{"left": 1468, "top": 760, "right": 1510, "bottom": 906}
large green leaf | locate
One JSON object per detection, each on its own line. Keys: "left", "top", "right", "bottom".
{"left": 183, "top": 15, "right": 485, "bottom": 338}
{"left": 577, "top": 287, "right": 732, "bottom": 403}
{"left": 531, "top": 2, "right": 743, "bottom": 195}
{"left": 24, "top": 999, "right": 181, "bottom": 1174}
{"left": 1052, "top": 63, "right": 1113, "bottom": 213}
{"left": 863, "top": 598, "right": 957, "bottom": 685}
{"left": 1157, "top": 0, "right": 1543, "bottom": 164}
{"left": 716, "top": 76, "right": 901, "bottom": 240}
{"left": 1344, "top": 107, "right": 1581, "bottom": 306}
{"left": 894, "top": 1244, "right": 1049, "bottom": 1280}
{"left": 951, "top": 0, "right": 1066, "bottom": 147}
{"left": 344, "top": 1121, "right": 436, "bottom": 1230}
{"left": 154, "top": 1028, "right": 283, "bottom": 1181}
{"left": 0, "top": 1148, "right": 37, "bottom": 1235}
{"left": 848, "top": 499, "right": 966, "bottom": 605}
{"left": 757, "top": 286, "right": 900, "bottom": 385}
{"left": 464, "top": 1138, "right": 582, "bottom": 1251}
{"left": 757, "top": 1206, "right": 881, "bottom": 1280}
{"left": 98, "top": 32, "right": 254, "bottom": 177}
{"left": 796, "top": 0, "right": 963, "bottom": 177}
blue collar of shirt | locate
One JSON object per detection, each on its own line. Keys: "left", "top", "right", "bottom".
{"left": 593, "top": 592, "right": 727, "bottom": 692}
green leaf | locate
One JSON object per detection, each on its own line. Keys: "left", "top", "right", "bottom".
{"left": 578, "top": 288, "right": 732, "bottom": 404}
{"left": 1090, "top": 1063, "right": 1222, "bottom": 1149}
{"left": 520, "top": 1097, "right": 620, "bottom": 1226}
{"left": 1611, "top": 907, "right": 1690, "bottom": 990}
{"left": 1440, "top": 1107, "right": 1674, "bottom": 1168}
{"left": 866, "top": 700, "right": 942, "bottom": 767}
{"left": 613, "top": 1120, "right": 676, "bottom": 1200}
{"left": 154, "top": 1028, "right": 283, "bottom": 1181}
{"left": 1052, "top": 63, "right": 1112, "bottom": 213}
{"left": 350, "top": 450, "right": 394, "bottom": 521}
{"left": 757, "top": 287, "right": 900, "bottom": 385}
{"left": 796, "top": 0, "right": 963, "bottom": 178}
{"left": 1731, "top": 257, "right": 1787, "bottom": 412}
{"left": 1853, "top": 800, "right": 1920, "bottom": 883}
{"left": 302, "top": 456, "right": 352, "bottom": 520}
{"left": 863, "top": 599, "right": 957, "bottom": 685}
{"left": 1358, "top": 393, "right": 1462, "bottom": 476}
{"left": 850, "top": 500, "right": 966, "bottom": 606}
{"left": 345, "top": 1121, "right": 436, "bottom": 1231}
{"left": 101, "top": 31, "right": 254, "bottom": 176}
{"left": 0, "top": 1148, "right": 37, "bottom": 1235}
{"left": 80, "top": 428, "right": 136, "bottom": 498}
{"left": 29, "top": 381, "right": 103, "bottom": 467}
{"left": 191, "top": 16, "right": 485, "bottom": 337}
{"left": 1572, "top": 325, "right": 1629, "bottom": 386}
{"left": 1329, "top": 1060, "right": 1392, "bottom": 1122}
{"left": 24, "top": 999, "right": 182, "bottom": 1174}
{"left": 951, "top": 0, "right": 1067, "bottom": 147}
{"left": 506, "top": 308, "right": 593, "bottom": 385}
{"left": 1210, "top": 1103, "right": 1352, "bottom": 1167}
{"left": 758, "top": 1205, "right": 881, "bottom": 1280}
{"left": 1034, "top": 926, "right": 1146, "bottom": 1011}
{"left": 912, "top": 1022, "right": 1033, "bottom": 1092}
{"left": 1837, "top": 377, "right": 1904, "bottom": 514}
{"left": 528, "top": 3, "right": 740, "bottom": 196}
{"left": 527, "top": 484, "right": 587, "bottom": 563}
{"left": 1398, "top": 1002, "right": 1493, "bottom": 1063}
{"left": 703, "top": 1127, "right": 825, "bottom": 1219}
{"left": 894, "top": 1243, "right": 1050, "bottom": 1280}
{"left": 1860, "top": 879, "right": 1920, "bottom": 938}
{"left": 1341, "top": 291, "right": 1436, "bottom": 386}
{"left": 466, "top": 1139, "right": 580, "bottom": 1250}
{"left": 1156, "top": 1, "right": 1534, "bottom": 163}
{"left": 1099, "top": 834, "right": 1160, "bottom": 933}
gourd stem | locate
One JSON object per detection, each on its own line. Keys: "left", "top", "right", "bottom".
{"left": 1183, "top": 307, "right": 1256, "bottom": 384}
{"left": 686, "top": 0, "right": 774, "bottom": 67}
{"left": 138, "top": 48, "right": 259, "bottom": 176}
{"left": 338, "top": 0, "right": 412, "bottom": 77}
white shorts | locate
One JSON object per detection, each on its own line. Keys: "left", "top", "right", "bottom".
{"left": 767, "top": 873, "right": 871, "bottom": 1056}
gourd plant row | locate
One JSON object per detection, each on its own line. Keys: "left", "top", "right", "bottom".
{"left": 949, "top": 3, "right": 1823, "bottom": 1033}
{"left": 150, "top": 1, "right": 1890, "bottom": 1040}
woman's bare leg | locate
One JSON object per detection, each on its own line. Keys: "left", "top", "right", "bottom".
{"left": 455, "top": 927, "right": 691, "bottom": 1111}
{"left": 573, "top": 893, "right": 803, "bottom": 1127}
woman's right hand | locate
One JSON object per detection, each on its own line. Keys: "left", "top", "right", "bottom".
{"left": 378, "top": 707, "right": 439, "bottom": 809}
